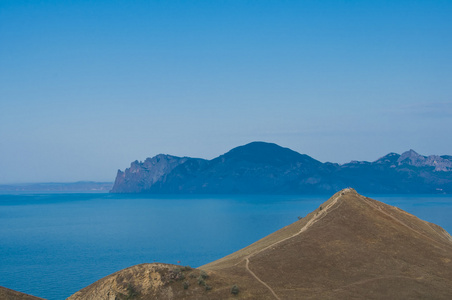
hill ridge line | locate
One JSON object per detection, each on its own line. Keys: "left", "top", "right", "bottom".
{"left": 360, "top": 195, "right": 452, "bottom": 247}
{"left": 243, "top": 188, "right": 352, "bottom": 299}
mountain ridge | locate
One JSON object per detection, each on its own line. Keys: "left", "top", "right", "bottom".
{"left": 111, "top": 142, "right": 452, "bottom": 194}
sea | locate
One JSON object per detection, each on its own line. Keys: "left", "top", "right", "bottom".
{"left": 0, "top": 193, "right": 451, "bottom": 300}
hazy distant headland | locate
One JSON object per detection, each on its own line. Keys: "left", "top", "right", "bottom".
{"left": 0, "top": 181, "right": 113, "bottom": 193}
{"left": 111, "top": 142, "right": 452, "bottom": 194}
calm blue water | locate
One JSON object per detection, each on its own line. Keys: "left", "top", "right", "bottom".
{"left": 0, "top": 193, "right": 451, "bottom": 300}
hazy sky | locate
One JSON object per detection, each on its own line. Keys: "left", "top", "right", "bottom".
{"left": 1, "top": 0, "right": 451, "bottom": 183}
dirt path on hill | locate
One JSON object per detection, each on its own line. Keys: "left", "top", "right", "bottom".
{"left": 243, "top": 189, "right": 350, "bottom": 299}
{"left": 245, "top": 257, "right": 281, "bottom": 300}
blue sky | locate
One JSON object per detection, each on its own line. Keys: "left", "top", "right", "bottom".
{"left": 1, "top": 0, "right": 451, "bottom": 183}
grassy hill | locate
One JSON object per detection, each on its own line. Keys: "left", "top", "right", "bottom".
{"left": 67, "top": 189, "right": 452, "bottom": 299}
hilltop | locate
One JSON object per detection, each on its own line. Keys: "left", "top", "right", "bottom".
{"left": 111, "top": 142, "right": 452, "bottom": 194}
{"left": 68, "top": 189, "right": 452, "bottom": 299}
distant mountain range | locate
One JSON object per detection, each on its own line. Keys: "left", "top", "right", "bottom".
{"left": 111, "top": 142, "right": 452, "bottom": 194}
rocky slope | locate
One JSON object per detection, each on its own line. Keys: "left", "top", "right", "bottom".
{"left": 68, "top": 189, "right": 452, "bottom": 299}
{"left": 110, "top": 155, "right": 199, "bottom": 193}
{"left": 111, "top": 142, "right": 452, "bottom": 194}
{"left": 0, "top": 286, "right": 44, "bottom": 300}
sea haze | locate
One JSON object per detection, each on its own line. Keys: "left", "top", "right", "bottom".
{"left": 0, "top": 193, "right": 451, "bottom": 300}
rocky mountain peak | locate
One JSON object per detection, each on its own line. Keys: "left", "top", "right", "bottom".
{"left": 374, "top": 152, "right": 400, "bottom": 165}
{"left": 397, "top": 150, "right": 452, "bottom": 171}
{"left": 425, "top": 155, "right": 452, "bottom": 172}
{"left": 110, "top": 154, "right": 192, "bottom": 193}
{"left": 398, "top": 149, "right": 425, "bottom": 165}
